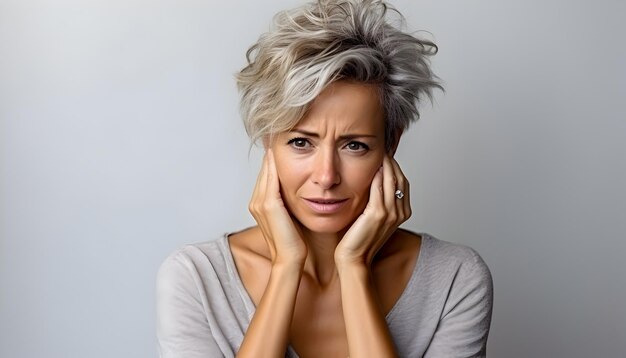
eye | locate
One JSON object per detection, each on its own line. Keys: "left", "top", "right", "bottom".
{"left": 287, "top": 137, "right": 311, "bottom": 150}
{"left": 345, "top": 141, "right": 369, "bottom": 152}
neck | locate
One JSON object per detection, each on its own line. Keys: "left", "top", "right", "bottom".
{"left": 300, "top": 227, "right": 347, "bottom": 287}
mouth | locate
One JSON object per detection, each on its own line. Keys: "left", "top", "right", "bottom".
{"left": 303, "top": 198, "right": 349, "bottom": 214}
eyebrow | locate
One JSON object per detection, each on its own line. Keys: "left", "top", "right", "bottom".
{"left": 290, "top": 129, "right": 379, "bottom": 140}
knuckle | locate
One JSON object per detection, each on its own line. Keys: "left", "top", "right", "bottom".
{"left": 262, "top": 202, "right": 273, "bottom": 212}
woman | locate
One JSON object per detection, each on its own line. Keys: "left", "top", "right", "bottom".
{"left": 157, "top": 1, "right": 493, "bottom": 357}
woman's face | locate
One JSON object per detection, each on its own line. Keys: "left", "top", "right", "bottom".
{"left": 270, "top": 81, "right": 387, "bottom": 234}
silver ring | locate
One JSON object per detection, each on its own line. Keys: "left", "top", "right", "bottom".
{"left": 395, "top": 189, "right": 404, "bottom": 199}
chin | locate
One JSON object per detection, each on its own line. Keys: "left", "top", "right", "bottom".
{"left": 296, "top": 215, "right": 354, "bottom": 235}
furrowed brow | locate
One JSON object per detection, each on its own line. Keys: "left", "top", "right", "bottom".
{"left": 290, "top": 129, "right": 378, "bottom": 140}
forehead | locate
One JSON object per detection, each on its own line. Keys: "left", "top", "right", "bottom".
{"left": 295, "top": 81, "right": 385, "bottom": 133}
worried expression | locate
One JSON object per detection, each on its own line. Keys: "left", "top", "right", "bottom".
{"left": 270, "top": 81, "right": 388, "bottom": 234}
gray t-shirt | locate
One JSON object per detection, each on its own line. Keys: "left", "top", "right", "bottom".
{"left": 156, "top": 233, "right": 493, "bottom": 357}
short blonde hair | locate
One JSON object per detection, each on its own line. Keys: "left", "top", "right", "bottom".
{"left": 236, "top": 0, "right": 442, "bottom": 150}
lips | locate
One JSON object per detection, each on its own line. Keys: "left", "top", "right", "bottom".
{"left": 303, "top": 198, "right": 348, "bottom": 214}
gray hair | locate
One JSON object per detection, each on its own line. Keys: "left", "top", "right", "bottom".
{"left": 236, "top": 0, "right": 443, "bottom": 150}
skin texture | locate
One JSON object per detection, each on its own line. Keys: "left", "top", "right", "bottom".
{"left": 231, "top": 81, "right": 421, "bottom": 358}
{"left": 272, "top": 81, "right": 387, "bottom": 236}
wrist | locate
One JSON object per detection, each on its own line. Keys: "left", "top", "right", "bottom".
{"left": 335, "top": 258, "right": 370, "bottom": 277}
{"left": 271, "top": 258, "right": 306, "bottom": 274}
{"left": 335, "top": 250, "right": 371, "bottom": 268}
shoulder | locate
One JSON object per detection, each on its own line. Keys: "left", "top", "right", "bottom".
{"left": 422, "top": 233, "right": 492, "bottom": 282}
{"left": 405, "top": 235, "right": 493, "bottom": 356}
{"left": 156, "top": 235, "right": 245, "bottom": 321}
{"left": 378, "top": 230, "right": 492, "bottom": 294}
{"left": 420, "top": 234, "right": 493, "bottom": 318}
{"left": 227, "top": 226, "right": 270, "bottom": 261}
{"left": 156, "top": 237, "right": 239, "bottom": 356}
{"left": 377, "top": 229, "right": 491, "bottom": 277}
{"left": 157, "top": 236, "right": 231, "bottom": 290}
{"left": 159, "top": 237, "right": 224, "bottom": 267}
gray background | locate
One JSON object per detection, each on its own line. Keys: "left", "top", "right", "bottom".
{"left": 1, "top": 0, "right": 624, "bottom": 357}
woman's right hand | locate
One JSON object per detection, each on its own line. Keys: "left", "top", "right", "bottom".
{"left": 249, "top": 149, "right": 308, "bottom": 266}
{"left": 238, "top": 149, "right": 307, "bottom": 357}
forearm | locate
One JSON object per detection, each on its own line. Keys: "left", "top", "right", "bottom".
{"left": 337, "top": 263, "right": 398, "bottom": 358}
{"left": 237, "top": 262, "right": 303, "bottom": 358}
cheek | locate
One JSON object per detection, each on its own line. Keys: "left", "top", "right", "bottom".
{"left": 273, "top": 159, "right": 291, "bottom": 188}
{"left": 347, "top": 160, "right": 382, "bottom": 195}
{"left": 273, "top": 154, "right": 307, "bottom": 194}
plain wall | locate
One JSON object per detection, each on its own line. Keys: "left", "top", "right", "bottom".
{"left": 1, "top": 0, "right": 624, "bottom": 357}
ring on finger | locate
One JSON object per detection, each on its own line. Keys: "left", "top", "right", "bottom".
{"left": 395, "top": 189, "right": 404, "bottom": 199}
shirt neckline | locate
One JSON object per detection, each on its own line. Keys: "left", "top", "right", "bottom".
{"left": 219, "top": 231, "right": 429, "bottom": 356}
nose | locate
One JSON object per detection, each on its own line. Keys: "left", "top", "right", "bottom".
{"left": 311, "top": 147, "right": 340, "bottom": 189}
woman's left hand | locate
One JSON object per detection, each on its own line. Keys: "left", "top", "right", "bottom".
{"left": 335, "top": 155, "right": 412, "bottom": 267}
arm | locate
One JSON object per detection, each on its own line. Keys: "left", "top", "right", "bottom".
{"left": 424, "top": 255, "right": 493, "bottom": 358}
{"left": 157, "top": 150, "right": 304, "bottom": 358}
{"left": 237, "top": 149, "right": 307, "bottom": 357}
{"left": 236, "top": 262, "right": 303, "bottom": 357}
{"left": 335, "top": 156, "right": 411, "bottom": 357}
{"left": 337, "top": 262, "right": 398, "bottom": 357}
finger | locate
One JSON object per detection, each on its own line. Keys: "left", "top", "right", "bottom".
{"left": 390, "top": 158, "right": 411, "bottom": 221}
{"left": 382, "top": 155, "right": 397, "bottom": 210}
{"left": 255, "top": 152, "right": 276, "bottom": 245}
{"left": 251, "top": 152, "right": 269, "bottom": 209}
{"left": 367, "top": 166, "right": 384, "bottom": 211}
{"left": 266, "top": 149, "right": 281, "bottom": 201}
{"left": 389, "top": 158, "right": 408, "bottom": 218}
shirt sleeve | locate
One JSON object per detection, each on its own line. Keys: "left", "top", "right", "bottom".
{"left": 423, "top": 251, "right": 494, "bottom": 358}
{"left": 156, "top": 250, "right": 224, "bottom": 358}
